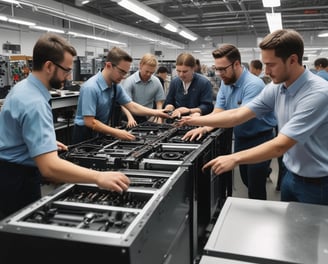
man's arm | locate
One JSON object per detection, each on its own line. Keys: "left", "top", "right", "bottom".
{"left": 83, "top": 116, "right": 136, "bottom": 140}
{"left": 181, "top": 106, "right": 255, "bottom": 128}
{"left": 203, "top": 133, "right": 296, "bottom": 175}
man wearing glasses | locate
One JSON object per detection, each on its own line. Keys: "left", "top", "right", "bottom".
{"left": 72, "top": 47, "right": 169, "bottom": 144}
{"left": 0, "top": 33, "right": 131, "bottom": 220}
{"left": 182, "top": 44, "right": 276, "bottom": 200}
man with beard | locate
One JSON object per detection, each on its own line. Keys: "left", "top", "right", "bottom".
{"left": 0, "top": 33, "right": 131, "bottom": 219}
{"left": 182, "top": 44, "right": 276, "bottom": 200}
{"left": 180, "top": 30, "right": 328, "bottom": 206}
{"left": 72, "top": 48, "right": 169, "bottom": 143}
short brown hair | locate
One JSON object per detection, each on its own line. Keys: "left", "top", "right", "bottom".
{"left": 259, "top": 29, "right": 304, "bottom": 65}
{"left": 106, "top": 47, "right": 133, "bottom": 65}
{"left": 176, "top": 53, "right": 196, "bottom": 67}
{"left": 250, "top": 59, "right": 263, "bottom": 70}
{"left": 314, "top": 58, "right": 328, "bottom": 68}
{"left": 32, "top": 33, "right": 77, "bottom": 71}
{"left": 212, "top": 44, "right": 241, "bottom": 63}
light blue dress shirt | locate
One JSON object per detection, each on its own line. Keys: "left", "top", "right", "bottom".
{"left": 0, "top": 74, "right": 57, "bottom": 166}
{"left": 122, "top": 71, "right": 165, "bottom": 109}
{"left": 74, "top": 71, "right": 132, "bottom": 126}
{"left": 215, "top": 68, "right": 276, "bottom": 138}
{"left": 247, "top": 69, "right": 328, "bottom": 177}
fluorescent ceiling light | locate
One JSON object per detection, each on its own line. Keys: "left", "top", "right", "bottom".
{"left": 0, "top": 15, "right": 8, "bottom": 21}
{"left": 163, "top": 23, "right": 178, "bottom": 33}
{"left": 8, "top": 18, "right": 36, "bottom": 26}
{"left": 318, "top": 30, "right": 328, "bottom": 37}
{"left": 179, "top": 30, "right": 198, "bottom": 41}
{"left": 266, "top": 12, "right": 282, "bottom": 33}
{"left": 30, "top": 25, "right": 65, "bottom": 34}
{"left": 68, "top": 31, "right": 127, "bottom": 46}
{"left": 0, "top": 0, "right": 20, "bottom": 4}
{"left": 262, "top": 0, "right": 280, "bottom": 7}
{"left": 118, "top": 0, "right": 162, "bottom": 24}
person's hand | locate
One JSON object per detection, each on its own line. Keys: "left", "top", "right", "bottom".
{"left": 181, "top": 127, "right": 207, "bottom": 141}
{"left": 155, "top": 109, "right": 171, "bottom": 119}
{"left": 56, "top": 141, "right": 68, "bottom": 151}
{"left": 202, "top": 154, "right": 237, "bottom": 175}
{"left": 175, "top": 115, "right": 193, "bottom": 127}
{"left": 170, "top": 107, "right": 190, "bottom": 119}
{"left": 110, "top": 128, "right": 136, "bottom": 141}
{"left": 96, "top": 171, "right": 130, "bottom": 193}
{"left": 126, "top": 118, "right": 137, "bottom": 128}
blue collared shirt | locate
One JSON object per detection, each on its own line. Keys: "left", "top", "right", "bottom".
{"left": 247, "top": 69, "right": 328, "bottom": 177}
{"left": 0, "top": 74, "right": 57, "bottom": 166}
{"left": 122, "top": 71, "right": 165, "bottom": 109}
{"left": 74, "top": 71, "right": 132, "bottom": 126}
{"left": 215, "top": 68, "right": 276, "bottom": 138}
{"left": 316, "top": 69, "right": 328, "bottom": 81}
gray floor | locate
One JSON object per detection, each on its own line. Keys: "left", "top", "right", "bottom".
{"left": 231, "top": 157, "right": 281, "bottom": 201}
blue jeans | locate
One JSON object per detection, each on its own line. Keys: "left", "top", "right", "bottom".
{"left": 234, "top": 130, "right": 274, "bottom": 200}
{"left": 281, "top": 170, "right": 328, "bottom": 205}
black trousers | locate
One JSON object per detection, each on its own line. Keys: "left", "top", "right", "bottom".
{"left": 0, "top": 160, "right": 41, "bottom": 220}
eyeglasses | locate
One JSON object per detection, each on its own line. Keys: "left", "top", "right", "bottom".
{"left": 215, "top": 62, "right": 234, "bottom": 74}
{"left": 51, "top": 61, "right": 72, "bottom": 75}
{"left": 112, "top": 64, "right": 129, "bottom": 77}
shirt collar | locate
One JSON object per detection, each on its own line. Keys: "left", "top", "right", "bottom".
{"left": 28, "top": 73, "right": 52, "bottom": 103}
{"left": 97, "top": 71, "right": 110, "bottom": 91}
{"left": 282, "top": 69, "right": 309, "bottom": 96}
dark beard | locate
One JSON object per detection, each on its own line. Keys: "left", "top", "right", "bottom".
{"left": 222, "top": 72, "right": 237, "bottom": 85}
{"left": 49, "top": 76, "right": 63, "bottom": 89}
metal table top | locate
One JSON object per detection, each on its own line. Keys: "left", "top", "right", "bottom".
{"left": 204, "top": 197, "right": 328, "bottom": 264}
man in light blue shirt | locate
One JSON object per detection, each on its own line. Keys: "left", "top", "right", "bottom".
{"left": 121, "top": 53, "right": 165, "bottom": 126}
{"left": 181, "top": 29, "right": 328, "bottom": 206}
{"left": 314, "top": 57, "right": 328, "bottom": 81}
{"left": 0, "top": 33, "right": 130, "bottom": 219}
{"left": 182, "top": 44, "right": 276, "bottom": 200}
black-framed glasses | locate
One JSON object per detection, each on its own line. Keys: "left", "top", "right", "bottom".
{"left": 215, "top": 62, "right": 234, "bottom": 74}
{"left": 112, "top": 64, "right": 129, "bottom": 77}
{"left": 51, "top": 61, "right": 72, "bottom": 75}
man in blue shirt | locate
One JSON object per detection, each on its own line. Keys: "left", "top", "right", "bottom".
{"left": 163, "top": 53, "right": 213, "bottom": 119}
{"left": 182, "top": 44, "right": 276, "bottom": 200}
{"left": 0, "top": 33, "right": 130, "bottom": 219}
{"left": 314, "top": 57, "right": 328, "bottom": 81}
{"left": 181, "top": 29, "right": 328, "bottom": 206}
{"left": 121, "top": 53, "right": 166, "bottom": 127}
{"left": 73, "top": 47, "right": 170, "bottom": 144}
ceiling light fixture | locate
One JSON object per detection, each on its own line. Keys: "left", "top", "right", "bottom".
{"left": 262, "top": 0, "right": 281, "bottom": 7}
{"left": 0, "top": 0, "right": 20, "bottom": 5}
{"left": 30, "top": 25, "right": 65, "bottom": 34}
{"left": 163, "top": 22, "right": 178, "bottom": 33}
{"left": 266, "top": 12, "right": 282, "bottom": 33}
{"left": 7, "top": 17, "right": 36, "bottom": 26}
{"left": 68, "top": 31, "right": 127, "bottom": 46}
{"left": 179, "top": 30, "right": 198, "bottom": 41}
{"left": 0, "top": 14, "right": 8, "bottom": 21}
{"left": 318, "top": 30, "right": 328, "bottom": 37}
{"left": 118, "top": 0, "right": 162, "bottom": 24}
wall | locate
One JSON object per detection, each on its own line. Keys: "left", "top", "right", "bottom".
{"left": 1, "top": 24, "right": 328, "bottom": 70}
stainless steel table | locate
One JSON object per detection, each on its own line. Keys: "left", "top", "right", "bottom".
{"left": 204, "top": 197, "right": 328, "bottom": 264}
{"left": 199, "top": 255, "right": 256, "bottom": 264}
